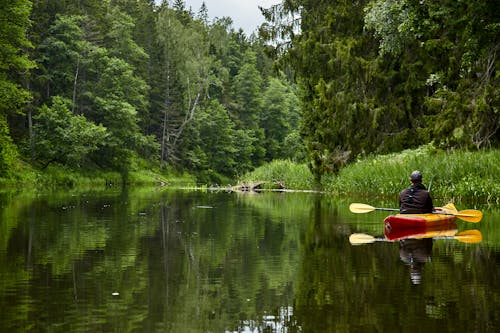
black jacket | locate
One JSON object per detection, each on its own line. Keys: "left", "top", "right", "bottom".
{"left": 399, "top": 183, "right": 434, "bottom": 214}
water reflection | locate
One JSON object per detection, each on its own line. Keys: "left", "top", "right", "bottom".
{"left": 399, "top": 238, "right": 434, "bottom": 284}
{"left": 350, "top": 222, "right": 484, "bottom": 285}
{"left": 386, "top": 223, "right": 451, "bottom": 285}
{"left": 0, "top": 189, "right": 498, "bottom": 332}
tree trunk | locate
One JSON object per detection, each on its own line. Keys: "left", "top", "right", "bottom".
{"left": 161, "top": 61, "right": 170, "bottom": 167}
{"left": 72, "top": 57, "right": 80, "bottom": 114}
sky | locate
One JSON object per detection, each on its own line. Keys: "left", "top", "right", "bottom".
{"left": 179, "top": 0, "right": 282, "bottom": 35}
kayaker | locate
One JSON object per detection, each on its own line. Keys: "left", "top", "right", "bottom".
{"left": 399, "top": 170, "right": 434, "bottom": 214}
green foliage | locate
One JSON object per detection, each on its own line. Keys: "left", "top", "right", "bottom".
{"left": 263, "top": 0, "right": 499, "bottom": 180}
{"left": 240, "top": 146, "right": 500, "bottom": 202}
{"left": 240, "top": 159, "right": 315, "bottom": 190}
{"left": 13, "top": 0, "right": 493, "bottom": 190}
{"left": 0, "top": 160, "right": 183, "bottom": 189}
{"left": 103, "top": 6, "right": 149, "bottom": 68}
{"left": 153, "top": 6, "right": 218, "bottom": 168}
{"left": 230, "top": 50, "right": 266, "bottom": 167}
{"left": 92, "top": 56, "right": 149, "bottom": 114}
{"left": 261, "top": 77, "right": 299, "bottom": 161}
{"left": 88, "top": 54, "right": 157, "bottom": 175}
{"left": 0, "top": 0, "right": 34, "bottom": 180}
{"left": 37, "top": 14, "right": 88, "bottom": 100}
{"left": 232, "top": 50, "right": 263, "bottom": 128}
{"left": 0, "top": 74, "right": 32, "bottom": 115}
{"left": 0, "top": 115, "right": 18, "bottom": 178}
{"left": 1, "top": 0, "right": 306, "bottom": 183}
{"left": 283, "top": 130, "right": 307, "bottom": 162}
{"left": 323, "top": 145, "right": 500, "bottom": 202}
{"left": 364, "top": 0, "right": 411, "bottom": 55}
{"left": 407, "top": 0, "right": 500, "bottom": 150}
{"left": 425, "top": 74, "right": 500, "bottom": 149}
{"left": 0, "top": 0, "right": 34, "bottom": 77}
{"left": 92, "top": 97, "right": 158, "bottom": 175}
{"left": 269, "top": 0, "right": 393, "bottom": 177}
{"left": 232, "top": 129, "right": 258, "bottom": 176}
{"left": 195, "top": 100, "right": 237, "bottom": 176}
{"left": 33, "top": 96, "right": 107, "bottom": 168}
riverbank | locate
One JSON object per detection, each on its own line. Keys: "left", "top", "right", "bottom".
{"left": 2, "top": 146, "right": 498, "bottom": 203}
{"left": 240, "top": 145, "right": 500, "bottom": 203}
{"left": 0, "top": 160, "right": 196, "bottom": 191}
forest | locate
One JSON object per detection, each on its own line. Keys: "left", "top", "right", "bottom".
{"left": 0, "top": 0, "right": 498, "bottom": 186}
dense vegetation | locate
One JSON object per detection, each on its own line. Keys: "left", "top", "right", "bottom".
{"left": 0, "top": 0, "right": 498, "bottom": 190}
{"left": 241, "top": 146, "right": 500, "bottom": 202}
{"left": 261, "top": 0, "right": 499, "bottom": 178}
{"left": 1, "top": 0, "right": 304, "bottom": 185}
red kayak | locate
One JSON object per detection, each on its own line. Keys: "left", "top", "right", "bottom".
{"left": 384, "top": 203, "right": 458, "bottom": 229}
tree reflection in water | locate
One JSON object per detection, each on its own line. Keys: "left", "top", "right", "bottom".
{"left": 0, "top": 190, "right": 497, "bottom": 332}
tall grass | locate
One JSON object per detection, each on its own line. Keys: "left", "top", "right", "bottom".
{"left": 323, "top": 145, "right": 500, "bottom": 202}
{"left": 0, "top": 161, "right": 187, "bottom": 190}
{"left": 239, "top": 159, "right": 316, "bottom": 190}
{"left": 239, "top": 146, "right": 499, "bottom": 203}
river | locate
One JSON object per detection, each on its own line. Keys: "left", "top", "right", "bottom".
{"left": 0, "top": 187, "right": 498, "bottom": 332}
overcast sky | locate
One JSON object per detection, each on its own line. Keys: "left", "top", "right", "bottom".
{"left": 177, "top": 0, "right": 282, "bottom": 35}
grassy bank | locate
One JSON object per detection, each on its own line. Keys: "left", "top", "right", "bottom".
{"left": 0, "top": 161, "right": 196, "bottom": 191}
{"left": 241, "top": 146, "right": 500, "bottom": 203}
{"left": 3, "top": 147, "right": 498, "bottom": 203}
{"left": 238, "top": 160, "right": 316, "bottom": 190}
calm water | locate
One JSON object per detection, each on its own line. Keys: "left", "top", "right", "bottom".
{"left": 0, "top": 188, "right": 498, "bottom": 332}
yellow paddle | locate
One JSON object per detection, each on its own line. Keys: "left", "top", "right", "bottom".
{"left": 349, "top": 203, "right": 483, "bottom": 223}
{"left": 436, "top": 229, "right": 483, "bottom": 243}
{"left": 349, "top": 203, "right": 399, "bottom": 213}
{"left": 349, "top": 230, "right": 482, "bottom": 245}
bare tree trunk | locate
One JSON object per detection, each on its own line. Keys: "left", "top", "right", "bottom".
{"left": 25, "top": 80, "right": 34, "bottom": 160}
{"left": 171, "top": 88, "right": 201, "bottom": 147}
{"left": 171, "top": 76, "right": 203, "bottom": 148}
{"left": 161, "top": 107, "right": 168, "bottom": 165}
{"left": 28, "top": 107, "right": 33, "bottom": 159}
{"left": 72, "top": 57, "right": 80, "bottom": 114}
{"left": 161, "top": 61, "right": 170, "bottom": 167}
{"left": 162, "top": 77, "right": 203, "bottom": 165}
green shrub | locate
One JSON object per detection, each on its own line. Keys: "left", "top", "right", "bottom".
{"left": 239, "top": 159, "right": 315, "bottom": 190}
{"left": 0, "top": 115, "right": 18, "bottom": 178}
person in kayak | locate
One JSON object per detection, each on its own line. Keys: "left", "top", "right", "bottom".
{"left": 399, "top": 170, "right": 434, "bottom": 214}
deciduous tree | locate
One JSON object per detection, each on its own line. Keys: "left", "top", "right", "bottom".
{"left": 33, "top": 96, "right": 107, "bottom": 168}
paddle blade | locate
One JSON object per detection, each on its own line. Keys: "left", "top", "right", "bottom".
{"left": 455, "top": 230, "right": 482, "bottom": 243}
{"left": 455, "top": 210, "right": 483, "bottom": 223}
{"left": 349, "top": 233, "right": 376, "bottom": 245}
{"left": 349, "top": 203, "right": 376, "bottom": 213}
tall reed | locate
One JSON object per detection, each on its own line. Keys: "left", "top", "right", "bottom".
{"left": 240, "top": 146, "right": 499, "bottom": 202}
{"left": 323, "top": 145, "right": 500, "bottom": 202}
{"left": 239, "top": 159, "right": 316, "bottom": 190}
